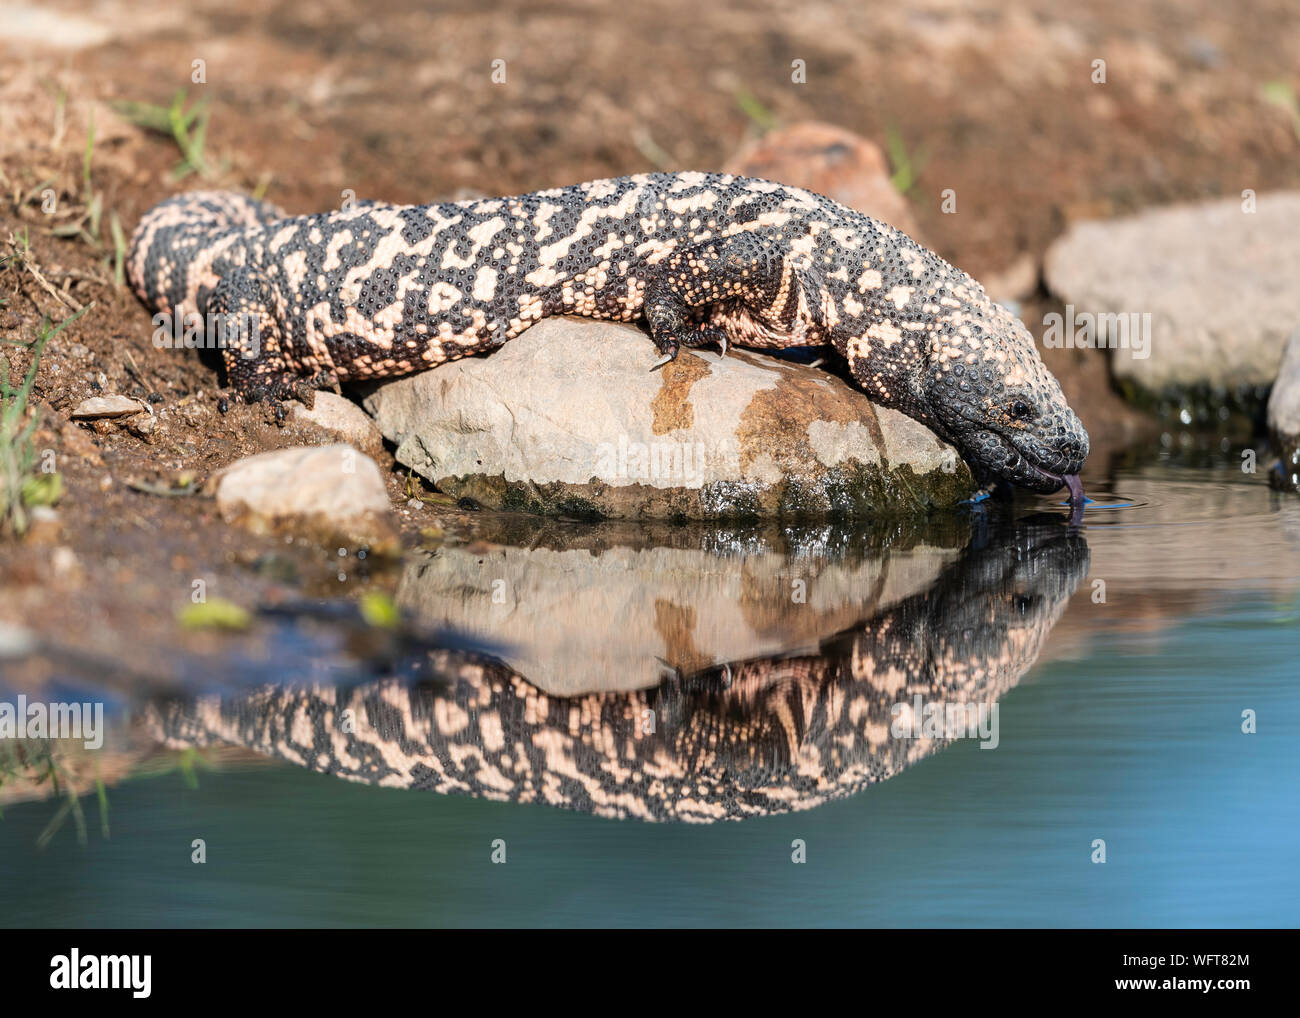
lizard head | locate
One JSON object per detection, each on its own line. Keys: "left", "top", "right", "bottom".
{"left": 920, "top": 298, "right": 1089, "bottom": 497}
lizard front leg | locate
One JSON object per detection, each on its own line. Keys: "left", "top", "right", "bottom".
{"left": 641, "top": 232, "right": 824, "bottom": 369}
{"left": 210, "top": 267, "right": 315, "bottom": 422}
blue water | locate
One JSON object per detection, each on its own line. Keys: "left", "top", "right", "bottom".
{"left": 4, "top": 609, "right": 1297, "bottom": 927}
{"left": 2, "top": 463, "right": 1298, "bottom": 927}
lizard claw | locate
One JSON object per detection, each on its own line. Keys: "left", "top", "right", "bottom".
{"left": 717, "top": 335, "right": 728, "bottom": 359}
{"left": 649, "top": 350, "right": 677, "bottom": 372}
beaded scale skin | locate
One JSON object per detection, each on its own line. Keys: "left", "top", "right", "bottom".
{"left": 128, "top": 171, "right": 1088, "bottom": 495}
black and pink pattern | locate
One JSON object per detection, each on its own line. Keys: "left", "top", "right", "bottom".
{"left": 128, "top": 172, "right": 1087, "bottom": 492}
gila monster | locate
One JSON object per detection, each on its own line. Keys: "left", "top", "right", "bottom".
{"left": 128, "top": 172, "right": 1088, "bottom": 499}
{"left": 143, "top": 519, "right": 1089, "bottom": 823}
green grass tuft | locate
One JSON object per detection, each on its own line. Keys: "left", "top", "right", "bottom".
{"left": 113, "top": 89, "right": 220, "bottom": 179}
{"left": 1, "top": 304, "right": 90, "bottom": 536}
{"left": 885, "top": 123, "right": 929, "bottom": 195}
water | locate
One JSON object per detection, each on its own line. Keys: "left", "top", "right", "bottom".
{"left": 2, "top": 451, "right": 1298, "bottom": 927}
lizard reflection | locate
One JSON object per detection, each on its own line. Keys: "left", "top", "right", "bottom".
{"left": 145, "top": 517, "right": 1088, "bottom": 822}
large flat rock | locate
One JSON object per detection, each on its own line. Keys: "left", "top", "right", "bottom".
{"left": 1044, "top": 191, "right": 1300, "bottom": 395}
{"left": 363, "top": 317, "right": 973, "bottom": 519}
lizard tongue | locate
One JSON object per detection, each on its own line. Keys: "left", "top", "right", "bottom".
{"left": 1063, "top": 473, "right": 1085, "bottom": 507}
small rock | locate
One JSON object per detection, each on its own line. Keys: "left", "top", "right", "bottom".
{"left": 211, "top": 443, "right": 398, "bottom": 552}
{"left": 1044, "top": 192, "right": 1300, "bottom": 397}
{"left": 1268, "top": 327, "right": 1300, "bottom": 492}
{"left": 364, "top": 317, "right": 973, "bottom": 520}
{"left": 50, "top": 545, "right": 80, "bottom": 578}
{"left": 177, "top": 402, "right": 211, "bottom": 428}
{"left": 292, "top": 391, "right": 385, "bottom": 456}
{"left": 70, "top": 394, "right": 149, "bottom": 420}
{"left": 125, "top": 414, "right": 157, "bottom": 441}
{"left": 725, "top": 121, "right": 923, "bottom": 240}
{"left": 0, "top": 620, "right": 36, "bottom": 659}
{"left": 0, "top": 4, "right": 113, "bottom": 50}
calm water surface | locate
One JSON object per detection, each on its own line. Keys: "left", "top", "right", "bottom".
{"left": 2, "top": 451, "right": 1298, "bottom": 927}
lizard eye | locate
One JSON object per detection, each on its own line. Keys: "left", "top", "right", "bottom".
{"left": 1009, "top": 400, "right": 1034, "bottom": 421}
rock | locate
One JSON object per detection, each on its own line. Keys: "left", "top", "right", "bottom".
{"left": 725, "top": 121, "right": 923, "bottom": 240}
{"left": 1268, "top": 328, "right": 1300, "bottom": 440}
{"left": 124, "top": 413, "right": 156, "bottom": 442}
{"left": 210, "top": 444, "right": 397, "bottom": 552}
{"left": 0, "top": 620, "right": 36, "bottom": 659}
{"left": 1044, "top": 192, "right": 1300, "bottom": 401}
{"left": 293, "top": 391, "right": 385, "bottom": 456}
{"left": 1268, "top": 327, "right": 1300, "bottom": 492}
{"left": 70, "top": 395, "right": 149, "bottom": 420}
{"left": 397, "top": 518, "right": 962, "bottom": 694}
{"left": 0, "top": 5, "right": 113, "bottom": 50}
{"left": 50, "top": 545, "right": 81, "bottom": 579}
{"left": 363, "top": 317, "right": 973, "bottom": 520}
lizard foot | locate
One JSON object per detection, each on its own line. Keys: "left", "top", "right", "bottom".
{"left": 235, "top": 372, "right": 317, "bottom": 425}
{"left": 679, "top": 324, "right": 730, "bottom": 360}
